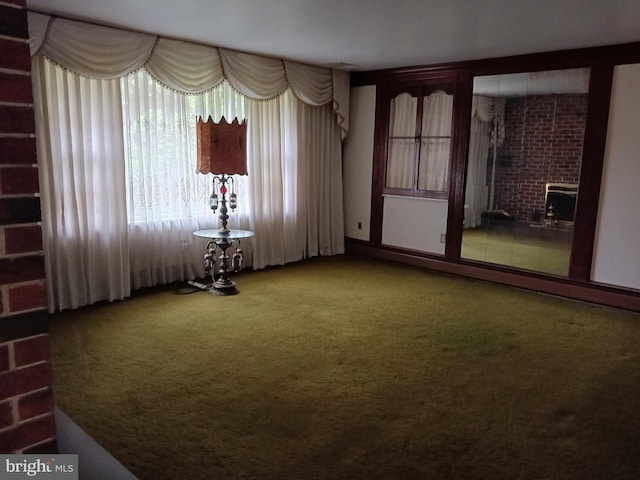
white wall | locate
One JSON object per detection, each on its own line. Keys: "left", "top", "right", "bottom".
{"left": 382, "top": 196, "right": 448, "bottom": 254}
{"left": 592, "top": 63, "right": 640, "bottom": 290}
{"left": 343, "top": 86, "right": 376, "bottom": 240}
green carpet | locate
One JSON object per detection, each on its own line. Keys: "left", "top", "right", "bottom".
{"left": 49, "top": 254, "right": 640, "bottom": 479}
{"left": 461, "top": 226, "right": 572, "bottom": 276}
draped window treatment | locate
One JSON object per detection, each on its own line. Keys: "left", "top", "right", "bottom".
{"left": 121, "top": 70, "right": 222, "bottom": 290}
{"left": 464, "top": 95, "right": 505, "bottom": 228}
{"left": 31, "top": 56, "right": 131, "bottom": 309}
{"left": 28, "top": 13, "right": 349, "bottom": 312}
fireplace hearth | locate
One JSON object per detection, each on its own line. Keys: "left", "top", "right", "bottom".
{"left": 545, "top": 182, "right": 578, "bottom": 223}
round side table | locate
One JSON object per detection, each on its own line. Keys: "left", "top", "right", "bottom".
{"left": 193, "top": 229, "right": 254, "bottom": 295}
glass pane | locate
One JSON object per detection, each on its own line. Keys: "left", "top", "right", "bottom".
{"left": 422, "top": 91, "right": 453, "bottom": 136}
{"left": 386, "top": 92, "right": 418, "bottom": 190}
{"left": 418, "top": 91, "right": 453, "bottom": 192}
{"left": 390, "top": 93, "right": 417, "bottom": 136}
{"left": 417, "top": 138, "right": 450, "bottom": 191}
{"left": 386, "top": 138, "right": 416, "bottom": 189}
{"left": 461, "top": 68, "right": 589, "bottom": 276}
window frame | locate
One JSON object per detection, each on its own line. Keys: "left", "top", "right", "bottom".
{"left": 382, "top": 83, "right": 456, "bottom": 200}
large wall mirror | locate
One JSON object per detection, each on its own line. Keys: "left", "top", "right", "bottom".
{"left": 461, "top": 68, "right": 590, "bottom": 276}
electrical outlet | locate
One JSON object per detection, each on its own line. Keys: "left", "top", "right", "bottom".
{"left": 357, "top": 221, "right": 362, "bottom": 230}
{"left": 440, "top": 234, "right": 446, "bottom": 243}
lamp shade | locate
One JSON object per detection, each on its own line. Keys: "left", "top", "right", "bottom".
{"left": 196, "top": 116, "right": 247, "bottom": 175}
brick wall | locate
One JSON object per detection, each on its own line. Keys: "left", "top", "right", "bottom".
{"left": 492, "top": 94, "right": 587, "bottom": 222}
{"left": 0, "top": 0, "right": 57, "bottom": 453}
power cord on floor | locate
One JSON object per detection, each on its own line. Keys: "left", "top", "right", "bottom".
{"left": 171, "top": 280, "right": 211, "bottom": 295}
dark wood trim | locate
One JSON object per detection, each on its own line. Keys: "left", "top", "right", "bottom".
{"left": 346, "top": 239, "right": 640, "bottom": 313}
{"left": 369, "top": 84, "right": 389, "bottom": 245}
{"left": 353, "top": 66, "right": 462, "bottom": 88}
{"left": 569, "top": 65, "right": 614, "bottom": 281}
{"left": 413, "top": 190, "right": 448, "bottom": 200}
{"left": 468, "top": 42, "right": 640, "bottom": 76}
{"left": 351, "top": 41, "right": 640, "bottom": 86}
{"left": 445, "top": 71, "right": 472, "bottom": 258}
{"left": 352, "top": 66, "right": 462, "bottom": 87}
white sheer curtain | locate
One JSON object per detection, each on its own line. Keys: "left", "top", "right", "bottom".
{"left": 464, "top": 96, "right": 503, "bottom": 228}
{"left": 465, "top": 117, "right": 492, "bottom": 228}
{"left": 386, "top": 93, "right": 417, "bottom": 189}
{"left": 32, "top": 56, "right": 130, "bottom": 311}
{"left": 121, "top": 70, "right": 217, "bottom": 289}
{"left": 385, "top": 90, "right": 453, "bottom": 192}
{"left": 28, "top": 13, "right": 348, "bottom": 312}
{"left": 295, "top": 99, "right": 345, "bottom": 259}
{"left": 418, "top": 91, "right": 453, "bottom": 192}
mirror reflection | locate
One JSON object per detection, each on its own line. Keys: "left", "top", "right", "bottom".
{"left": 461, "top": 68, "right": 590, "bottom": 276}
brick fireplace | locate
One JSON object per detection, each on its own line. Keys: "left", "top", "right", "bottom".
{"left": 0, "top": 0, "right": 57, "bottom": 453}
{"left": 492, "top": 93, "right": 587, "bottom": 223}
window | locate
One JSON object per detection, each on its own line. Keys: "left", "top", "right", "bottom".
{"left": 385, "top": 88, "right": 454, "bottom": 198}
{"left": 121, "top": 70, "right": 248, "bottom": 224}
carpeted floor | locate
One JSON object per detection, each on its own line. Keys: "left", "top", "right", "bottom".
{"left": 461, "top": 225, "right": 572, "bottom": 276}
{"left": 49, "top": 254, "right": 640, "bottom": 480}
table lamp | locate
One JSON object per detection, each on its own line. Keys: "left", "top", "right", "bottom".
{"left": 196, "top": 115, "right": 247, "bottom": 233}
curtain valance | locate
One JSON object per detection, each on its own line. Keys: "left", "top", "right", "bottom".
{"left": 27, "top": 12, "right": 349, "bottom": 137}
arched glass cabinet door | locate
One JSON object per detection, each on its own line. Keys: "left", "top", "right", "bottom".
{"left": 385, "top": 87, "right": 454, "bottom": 200}
{"left": 377, "top": 82, "right": 456, "bottom": 255}
{"left": 461, "top": 68, "right": 590, "bottom": 276}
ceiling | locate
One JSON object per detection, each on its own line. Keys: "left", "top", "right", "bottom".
{"left": 26, "top": 0, "right": 640, "bottom": 72}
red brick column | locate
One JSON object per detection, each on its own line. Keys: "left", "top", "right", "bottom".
{"left": 0, "top": 0, "right": 57, "bottom": 453}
